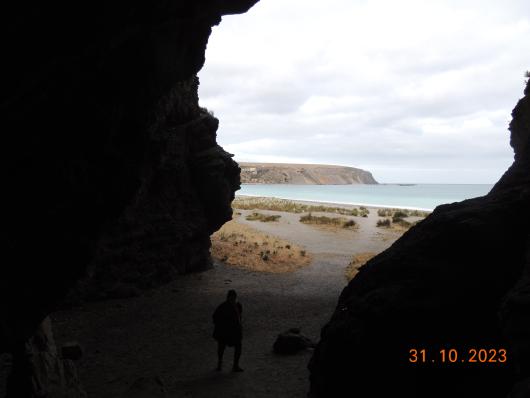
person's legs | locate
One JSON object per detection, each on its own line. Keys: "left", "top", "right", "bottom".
{"left": 232, "top": 341, "right": 243, "bottom": 372}
{"left": 217, "top": 341, "right": 226, "bottom": 371}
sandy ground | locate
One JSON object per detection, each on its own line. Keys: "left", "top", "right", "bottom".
{"left": 12, "top": 203, "right": 415, "bottom": 397}
{"left": 211, "top": 220, "right": 312, "bottom": 273}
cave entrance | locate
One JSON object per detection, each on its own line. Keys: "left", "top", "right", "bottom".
{"left": 6, "top": 1, "right": 527, "bottom": 398}
{"left": 196, "top": 2, "right": 526, "bottom": 289}
{"left": 193, "top": 1, "right": 528, "bottom": 396}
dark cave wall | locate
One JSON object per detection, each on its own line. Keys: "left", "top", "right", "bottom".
{"left": 2, "top": 0, "right": 258, "bottom": 352}
{"left": 309, "top": 80, "right": 530, "bottom": 398}
{"left": 74, "top": 78, "right": 241, "bottom": 301}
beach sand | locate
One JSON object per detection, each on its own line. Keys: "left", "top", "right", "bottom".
{"left": 47, "top": 198, "right": 425, "bottom": 397}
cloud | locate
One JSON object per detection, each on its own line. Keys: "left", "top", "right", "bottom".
{"left": 199, "top": 0, "right": 529, "bottom": 183}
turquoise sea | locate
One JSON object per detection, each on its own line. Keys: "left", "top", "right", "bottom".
{"left": 237, "top": 184, "right": 494, "bottom": 211}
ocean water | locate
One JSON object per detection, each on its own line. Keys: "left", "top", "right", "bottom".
{"left": 237, "top": 184, "right": 494, "bottom": 211}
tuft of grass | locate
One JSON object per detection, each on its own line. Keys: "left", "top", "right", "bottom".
{"left": 409, "top": 209, "right": 429, "bottom": 217}
{"left": 342, "top": 220, "right": 356, "bottom": 228}
{"left": 377, "top": 208, "right": 392, "bottom": 217}
{"left": 377, "top": 208, "right": 430, "bottom": 218}
{"left": 300, "top": 213, "right": 342, "bottom": 226}
{"left": 245, "top": 212, "right": 281, "bottom": 222}
{"left": 376, "top": 218, "right": 391, "bottom": 228}
{"left": 393, "top": 218, "right": 411, "bottom": 228}
{"left": 376, "top": 208, "right": 429, "bottom": 230}
{"left": 300, "top": 213, "right": 356, "bottom": 229}
{"left": 393, "top": 210, "right": 409, "bottom": 219}
{"left": 359, "top": 207, "right": 369, "bottom": 217}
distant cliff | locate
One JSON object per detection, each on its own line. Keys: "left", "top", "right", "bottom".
{"left": 239, "top": 162, "right": 378, "bottom": 185}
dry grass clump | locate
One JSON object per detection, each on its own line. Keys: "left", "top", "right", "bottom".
{"left": 377, "top": 208, "right": 392, "bottom": 217}
{"left": 408, "top": 209, "right": 430, "bottom": 217}
{"left": 377, "top": 208, "right": 430, "bottom": 218}
{"left": 376, "top": 218, "right": 391, "bottom": 228}
{"left": 393, "top": 218, "right": 412, "bottom": 228}
{"left": 245, "top": 212, "right": 281, "bottom": 222}
{"left": 378, "top": 216, "right": 421, "bottom": 231}
{"left": 359, "top": 206, "right": 370, "bottom": 217}
{"left": 345, "top": 252, "right": 376, "bottom": 280}
{"left": 299, "top": 213, "right": 356, "bottom": 229}
{"left": 393, "top": 211, "right": 409, "bottom": 219}
{"left": 376, "top": 208, "right": 430, "bottom": 230}
{"left": 342, "top": 219, "right": 356, "bottom": 228}
{"left": 211, "top": 221, "right": 311, "bottom": 273}
{"left": 233, "top": 196, "right": 365, "bottom": 217}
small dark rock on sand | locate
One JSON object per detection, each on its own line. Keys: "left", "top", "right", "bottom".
{"left": 273, "top": 328, "right": 316, "bottom": 355}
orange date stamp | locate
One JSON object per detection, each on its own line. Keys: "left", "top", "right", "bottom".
{"left": 409, "top": 348, "right": 507, "bottom": 364}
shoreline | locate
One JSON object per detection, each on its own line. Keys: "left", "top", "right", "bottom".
{"left": 235, "top": 194, "right": 435, "bottom": 212}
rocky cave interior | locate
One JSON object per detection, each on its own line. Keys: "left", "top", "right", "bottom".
{"left": 2, "top": 1, "right": 529, "bottom": 397}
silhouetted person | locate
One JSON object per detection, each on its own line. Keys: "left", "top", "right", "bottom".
{"left": 212, "top": 289, "right": 243, "bottom": 372}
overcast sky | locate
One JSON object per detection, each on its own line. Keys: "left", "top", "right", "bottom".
{"left": 198, "top": 0, "right": 529, "bottom": 184}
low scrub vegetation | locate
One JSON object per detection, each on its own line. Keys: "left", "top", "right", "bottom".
{"left": 377, "top": 216, "right": 420, "bottom": 230}
{"left": 245, "top": 212, "right": 281, "bottom": 222}
{"left": 377, "top": 208, "right": 429, "bottom": 230}
{"left": 300, "top": 213, "right": 356, "bottom": 229}
{"left": 233, "top": 197, "right": 366, "bottom": 217}
{"left": 409, "top": 209, "right": 430, "bottom": 217}
{"left": 393, "top": 218, "right": 411, "bottom": 228}
{"left": 359, "top": 206, "right": 369, "bottom": 217}
{"left": 377, "top": 208, "right": 392, "bottom": 217}
{"left": 342, "top": 220, "right": 356, "bottom": 228}
{"left": 393, "top": 210, "right": 409, "bottom": 219}
{"left": 377, "top": 208, "right": 430, "bottom": 218}
{"left": 376, "top": 218, "right": 391, "bottom": 227}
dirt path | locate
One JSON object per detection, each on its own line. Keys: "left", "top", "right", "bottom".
{"left": 52, "top": 208, "right": 403, "bottom": 397}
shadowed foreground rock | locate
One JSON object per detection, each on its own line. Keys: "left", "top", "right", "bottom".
{"left": 309, "top": 81, "right": 530, "bottom": 397}
{"left": 1, "top": 1, "right": 257, "bottom": 396}
{"left": 273, "top": 328, "right": 316, "bottom": 355}
{"left": 6, "top": 318, "right": 86, "bottom": 398}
